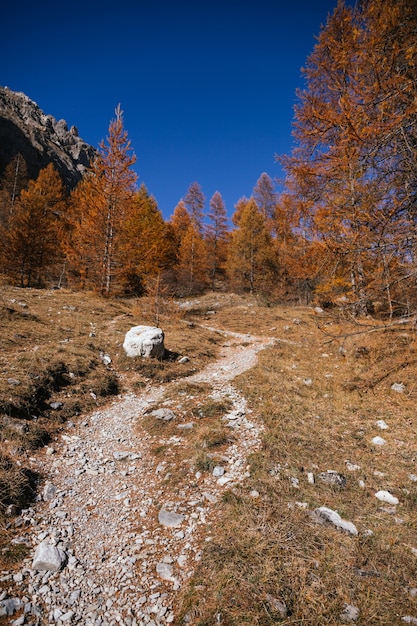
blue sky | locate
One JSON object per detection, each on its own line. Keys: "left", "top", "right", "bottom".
{"left": 2, "top": 0, "right": 341, "bottom": 219}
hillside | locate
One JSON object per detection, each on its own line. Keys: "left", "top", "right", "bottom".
{"left": 1, "top": 287, "right": 417, "bottom": 625}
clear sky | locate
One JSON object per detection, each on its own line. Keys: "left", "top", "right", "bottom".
{"left": 1, "top": 0, "right": 341, "bottom": 219}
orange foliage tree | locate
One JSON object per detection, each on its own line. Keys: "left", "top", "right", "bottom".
{"left": 279, "top": 0, "right": 417, "bottom": 315}
{"left": 0, "top": 163, "right": 66, "bottom": 287}
{"left": 227, "top": 197, "right": 278, "bottom": 295}
{"left": 118, "top": 184, "right": 176, "bottom": 294}
{"left": 67, "top": 105, "right": 137, "bottom": 295}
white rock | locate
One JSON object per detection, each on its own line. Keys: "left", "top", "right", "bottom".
{"left": 213, "top": 466, "right": 225, "bottom": 477}
{"left": 375, "top": 490, "right": 399, "bottom": 505}
{"left": 376, "top": 419, "right": 389, "bottom": 430}
{"left": 340, "top": 603, "right": 360, "bottom": 623}
{"left": 402, "top": 617, "right": 417, "bottom": 624}
{"left": 32, "top": 540, "right": 66, "bottom": 571}
{"left": 158, "top": 509, "right": 185, "bottom": 528}
{"left": 313, "top": 506, "right": 358, "bottom": 536}
{"left": 372, "top": 436, "right": 386, "bottom": 446}
{"left": 123, "top": 325, "right": 165, "bottom": 358}
{"left": 391, "top": 382, "right": 405, "bottom": 393}
{"left": 156, "top": 562, "right": 175, "bottom": 582}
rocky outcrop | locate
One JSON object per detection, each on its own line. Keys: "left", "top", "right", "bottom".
{"left": 0, "top": 86, "right": 96, "bottom": 188}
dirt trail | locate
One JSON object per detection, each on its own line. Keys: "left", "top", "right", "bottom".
{"left": 3, "top": 327, "right": 276, "bottom": 625}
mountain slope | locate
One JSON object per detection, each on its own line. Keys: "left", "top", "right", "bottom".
{"left": 0, "top": 86, "right": 96, "bottom": 187}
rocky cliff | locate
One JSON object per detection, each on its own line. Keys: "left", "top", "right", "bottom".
{"left": 0, "top": 86, "right": 96, "bottom": 188}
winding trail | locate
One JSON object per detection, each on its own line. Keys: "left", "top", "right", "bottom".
{"left": 5, "top": 328, "right": 275, "bottom": 625}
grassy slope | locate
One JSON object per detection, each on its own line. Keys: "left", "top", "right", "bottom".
{"left": 176, "top": 302, "right": 417, "bottom": 625}
{"left": 1, "top": 288, "right": 417, "bottom": 625}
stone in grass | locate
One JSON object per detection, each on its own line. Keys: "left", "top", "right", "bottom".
{"left": 340, "top": 604, "right": 360, "bottom": 623}
{"left": 402, "top": 617, "right": 417, "bottom": 624}
{"left": 372, "top": 436, "right": 386, "bottom": 446}
{"left": 32, "top": 540, "right": 66, "bottom": 572}
{"left": 158, "top": 508, "right": 185, "bottom": 528}
{"left": 375, "top": 490, "right": 399, "bottom": 505}
{"left": 123, "top": 325, "right": 165, "bottom": 359}
{"left": 313, "top": 506, "right": 358, "bottom": 536}
{"left": 265, "top": 594, "right": 287, "bottom": 618}
{"left": 318, "top": 470, "right": 346, "bottom": 488}
{"left": 150, "top": 407, "right": 176, "bottom": 421}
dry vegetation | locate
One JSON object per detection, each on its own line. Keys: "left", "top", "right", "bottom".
{"left": 1, "top": 287, "right": 417, "bottom": 624}
{"left": 175, "top": 302, "right": 417, "bottom": 625}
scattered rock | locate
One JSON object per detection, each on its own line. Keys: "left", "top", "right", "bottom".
{"left": 376, "top": 419, "right": 389, "bottom": 430}
{"left": 100, "top": 352, "right": 112, "bottom": 366}
{"left": 402, "top": 617, "right": 417, "bottom": 624}
{"left": 32, "top": 540, "right": 66, "bottom": 572}
{"left": 158, "top": 509, "right": 185, "bottom": 528}
{"left": 371, "top": 436, "right": 386, "bottom": 446}
{"left": 313, "top": 506, "right": 358, "bottom": 536}
{"left": 150, "top": 408, "right": 176, "bottom": 421}
{"left": 391, "top": 382, "right": 405, "bottom": 393}
{"left": 123, "top": 325, "right": 165, "bottom": 358}
{"left": 340, "top": 603, "right": 360, "bottom": 623}
{"left": 375, "top": 490, "right": 399, "bottom": 505}
{"left": 49, "top": 401, "right": 64, "bottom": 410}
{"left": 265, "top": 594, "right": 287, "bottom": 617}
{"left": 177, "top": 356, "right": 190, "bottom": 364}
{"left": 43, "top": 482, "right": 57, "bottom": 501}
{"left": 156, "top": 562, "right": 175, "bottom": 582}
{"left": 317, "top": 470, "right": 346, "bottom": 488}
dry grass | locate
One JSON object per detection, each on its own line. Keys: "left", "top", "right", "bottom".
{"left": 2, "top": 286, "right": 417, "bottom": 624}
{"left": 174, "top": 306, "right": 417, "bottom": 625}
{"left": 0, "top": 287, "right": 221, "bottom": 534}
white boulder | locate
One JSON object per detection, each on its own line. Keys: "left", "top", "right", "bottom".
{"left": 123, "top": 325, "right": 165, "bottom": 359}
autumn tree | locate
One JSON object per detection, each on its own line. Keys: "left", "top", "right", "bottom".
{"left": 0, "top": 163, "right": 66, "bottom": 286}
{"left": 206, "top": 191, "right": 229, "bottom": 285}
{"left": 172, "top": 182, "right": 209, "bottom": 293}
{"left": 0, "top": 154, "right": 28, "bottom": 228}
{"left": 227, "top": 197, "right": 277, "bottom": 294}
{"left": 278, "top": 0, "right": 417, "bottom": 314}
{"left": 253, "top": 172, "right": 277, "bottom": 222}
{"left": 184, "top": 181, "right": 205, "bottom": 232}
{"left": 175, "top": 222, "right": 209, "bottom": 294}
{"left": 67, "top": 105, "right": 137, "bottom": 295}
{"left": 170, "top": 200, "right": 191, "bottom": 250}
{"left": 118, "top": 184, "right": 176, "bottom": 294}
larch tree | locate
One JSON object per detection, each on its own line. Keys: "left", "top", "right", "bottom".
{"left": 170, "top": 200, "right": 192, "bottom": 249}
{"left": 227, "top": 197, "right": 277, "bottom": 295}
{"left": 279, "top": 0, "right": 417, "bottom": 314}
{"left": 0, "top": 154, "right": 28, "bottom": 229}
{"left": 1, "top": 163, "right": 66, "bottom": 287}
{"left": 174, "top": 182, "right": 208, "bottom": 293}
{"left": 175, "top": 222, "right": 209, "bottom": 295}
{"left": 184, "top": 181, "right": 205, "bottom": 232}
{"left": 118, "top": 184, "right": 176, "bottom": 294}
{"left": 67, "top": 105, "right": 137, "bottom": 295}
{"left": 206, "top": 191, "right": 229, "bottom": 285}
{"left": 253, "top": 172, "right": 278, "bottom": 222}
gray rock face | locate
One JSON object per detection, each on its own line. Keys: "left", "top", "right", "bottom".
{"left": 123, "top": 325, "right": 165, "bottom": 359}
{"left": 32, "top": 540, "right": 66, "bottom": 571}
{"left": 0, "top": 86, "right": 96, "bottom": 188}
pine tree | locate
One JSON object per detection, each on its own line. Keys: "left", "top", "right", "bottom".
{"left": 1, "top": 163, "right": 66, "bottom": 286}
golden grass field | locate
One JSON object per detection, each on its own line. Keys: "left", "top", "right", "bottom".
{"left": 1, "top": 286, "right": 417, "bottom": 625}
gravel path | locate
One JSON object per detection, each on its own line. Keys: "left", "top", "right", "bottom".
{"left": 1, "top": 329, "right": 275, "bottom": 626}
